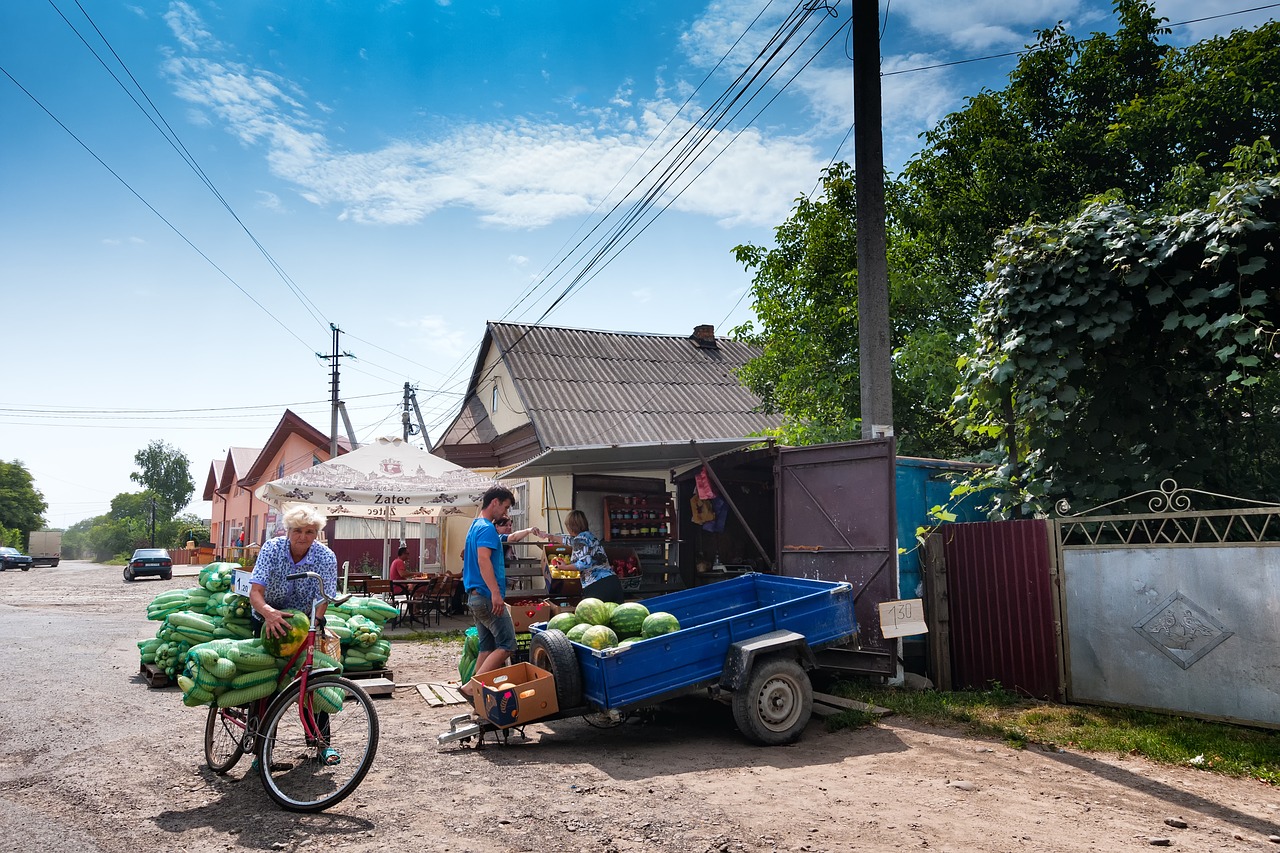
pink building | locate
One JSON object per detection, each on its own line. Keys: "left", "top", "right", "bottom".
{"left": 203, "top": 409, "right": 349, "bottom": 555}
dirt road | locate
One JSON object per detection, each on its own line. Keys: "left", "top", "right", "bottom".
{"left": 1, "top": 562, "right": 1276, "bottom": 853}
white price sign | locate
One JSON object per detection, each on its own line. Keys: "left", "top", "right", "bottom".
{"left": 878, "top": 598, "right": 928, "bottom": 638}
{"left": 232, "top": 569, "right": 254, "bottom": 597}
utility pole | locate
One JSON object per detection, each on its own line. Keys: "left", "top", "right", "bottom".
{"left": 318, "top": 323, "right": 355, "bottom": 457}
{"left": 402, "top": 382, "right": 433, "bottom": 451}
{"left": 402, "top": 382, "right": 413, "bottom": 442}
{"left": 148, "top": 497, "right": 156, "bottom": 547}
{"left": 852, "top": 0, "right": 894, "bottom": 439}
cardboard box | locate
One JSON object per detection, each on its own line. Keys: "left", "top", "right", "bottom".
{"left": 467, "top": 661, "right": 559, "bottom": 728}
{"left": 508, "top": 599, "right": 556, "bottom": 632}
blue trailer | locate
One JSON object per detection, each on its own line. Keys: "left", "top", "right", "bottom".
{"left": 439, "top": 573, "right": 858, "bottom": 747}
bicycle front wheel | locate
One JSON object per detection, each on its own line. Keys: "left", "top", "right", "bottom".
{"left": 205, "top": 703, "right": 248, "bottom": 774}
{"left": 257, "top": 674, "right": 379, "bottom": 812}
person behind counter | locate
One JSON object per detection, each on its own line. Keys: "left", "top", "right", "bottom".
{"left": 557, "top": 509, "right": 624, "bottom": 604}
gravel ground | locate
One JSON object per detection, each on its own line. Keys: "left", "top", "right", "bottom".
{"left": 1, "top": 561, "right": 1277, "bottom": 853}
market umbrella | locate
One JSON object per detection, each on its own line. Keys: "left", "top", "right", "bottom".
{"left": 255, "top": 436, "right": 497, "bottom": 578}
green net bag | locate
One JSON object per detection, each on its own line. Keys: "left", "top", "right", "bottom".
{"left": 458, "top": 626, "right": 479, "bottom": 683}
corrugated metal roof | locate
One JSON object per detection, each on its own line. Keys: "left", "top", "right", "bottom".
{"left": 489, "top": 322, "right": 780, "bottom": 448}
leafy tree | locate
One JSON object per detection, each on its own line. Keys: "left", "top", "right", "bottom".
{"left": 730, "top": 163, "right": 977, "bottom": 458}
{"left": 902, "top": 2, "right": 1279, "bottom": 290}
{"left": 954, "top": 171, "right": 1280, "bottom": 516}
{"left": 0, "top": 460, "right": 47, "bottom": 535}
{"left": 130, "top": 440, "right": 194, "bottom": 518}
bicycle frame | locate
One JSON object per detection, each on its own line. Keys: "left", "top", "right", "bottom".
{"left": 267, "top": 571, "right": 351, "bottom": 746}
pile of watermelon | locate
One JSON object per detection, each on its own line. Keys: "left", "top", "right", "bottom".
{"left": 546, "top": 597, "right": 681, "bottom": 650}
{"left": 136, "top": 566, "right": 398, "bottom": 703}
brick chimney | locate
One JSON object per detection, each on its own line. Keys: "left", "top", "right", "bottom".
{"left": 691, "top": 324, "right": 718, "bottom": 349}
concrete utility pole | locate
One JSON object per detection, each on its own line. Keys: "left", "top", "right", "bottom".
{"left": 318, "top": 324, "right": 355, "bottom": 457}
{"left": 852, "top": 0, "right": 894, "bottom": 439}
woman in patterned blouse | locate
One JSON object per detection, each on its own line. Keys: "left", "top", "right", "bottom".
{"left": 249, "top": 504, "right": 338, "bottom": 639}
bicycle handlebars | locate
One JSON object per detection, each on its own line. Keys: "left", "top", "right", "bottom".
{"left": 286, "top": 571, "right": 353, "bottom": 607}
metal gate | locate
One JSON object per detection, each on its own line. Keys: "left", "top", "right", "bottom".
{"left": 1055, "top": 480, "right": 1280, "bottom": 728}
{"left": 926, "top": 519, "right": 1061, "bottom": 699}
{"left": 776, "top": 438, "right": 897, "bottom": 675}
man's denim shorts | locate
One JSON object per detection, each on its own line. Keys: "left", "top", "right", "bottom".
{"left": 468, "top": 591, "right": 516, "bottom": 652}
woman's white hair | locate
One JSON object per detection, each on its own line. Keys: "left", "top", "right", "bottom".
{"left": 283, "top": 504, "right": 327, "bottom": 531}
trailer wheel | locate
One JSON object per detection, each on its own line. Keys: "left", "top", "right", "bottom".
{"left": 530, "top": 629, "right": 582, "bottom": 709}
{"left": 732, "top": 657, "right": 813, "bottom": 746}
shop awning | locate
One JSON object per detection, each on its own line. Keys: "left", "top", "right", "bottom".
{"left": 498, "top": 438, "right": 767, "bottom": 478}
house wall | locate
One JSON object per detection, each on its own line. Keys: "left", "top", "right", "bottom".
{"left": 210, "top": 437, "right": 334, "bottom": 553}
{"left": 479, "top": 348, "right": 529, "bottom": 436}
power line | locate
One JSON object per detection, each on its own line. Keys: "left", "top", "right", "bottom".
{"left": 0, "top": 64, "right": 316, "bottom": 353}
{"left": 52, "top": 0, "right": 332, "bottom": 335}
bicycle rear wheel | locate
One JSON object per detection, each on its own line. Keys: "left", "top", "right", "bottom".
{"left": 205, "top": 704, "right": 249, "bottom": 774}
{"left": 257, "top": 674, "right": 379, "bottom": 812}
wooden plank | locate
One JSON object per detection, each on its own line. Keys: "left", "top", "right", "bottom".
{"left": 812, "top": 691, "right": 892, "bottom": 716}
{"left": 417, "top": 682, "right": 469, "bottom": 707}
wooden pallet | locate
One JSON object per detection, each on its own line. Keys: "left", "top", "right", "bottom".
{"left": 139, "top": 662, "right": 171, "bottom": 688}
{"left": 417, "top": 681, "right": 469, "bottom": 707}
{"left": 345, "top": 667, "right": 393, "bottom": 681}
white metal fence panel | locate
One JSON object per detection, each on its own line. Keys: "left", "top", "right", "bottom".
{"left": 1062, "top": 544, "right": 1280, "bottom": 727}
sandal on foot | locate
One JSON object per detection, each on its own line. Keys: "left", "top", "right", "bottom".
{"left": 320, "top": 747, "right": 341, "bottom": 766}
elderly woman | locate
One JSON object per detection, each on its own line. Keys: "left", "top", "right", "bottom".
{"left": 558, "top": 510, "right": 624, "bottom": 604}
{"left": 249, "top": 504, "right": 338, "bottom": 640}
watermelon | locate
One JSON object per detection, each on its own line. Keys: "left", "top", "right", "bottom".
{"left": 575, "top": 597, "right": 611, "bottom": 626}
{"left": 609, "top": 602, "right": 650, "bottom": 637}
{"left": 580, "top": 624, "right": 619, "bottom": 650}
{"left": 565, "top": 622, "right": 591, "bottom": 643}
{"left": 641, "top": 611, "right": 680, "bottom": 639}
{"left": 262, "top": 610, "right": 310, "bottom": 658}
{"left": 602, "top": 602, "right": 619, "bottom": 622}
{"left": 547, "top": 612, "right": 580, "bottom": 632}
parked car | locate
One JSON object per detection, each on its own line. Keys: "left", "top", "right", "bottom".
{"left": 124, "top": 548, "right": 172, "bottom": 581}
{"left": 0, "top": 546, "right": 34, "bottom": 571}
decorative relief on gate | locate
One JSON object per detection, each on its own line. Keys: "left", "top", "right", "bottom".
{"left": 1133, "top": 591, "right": 1233, "bottom": 669}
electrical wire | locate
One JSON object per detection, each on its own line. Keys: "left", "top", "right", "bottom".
{"left": 0, "top": 66, "right": 316, "bottom": 352}
{"left": 50, "top": 0, "right": 332, "bottom": 335}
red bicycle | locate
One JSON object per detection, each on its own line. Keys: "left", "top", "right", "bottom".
{"left": 204, "top": 571, "right": 380, "bottom": 812}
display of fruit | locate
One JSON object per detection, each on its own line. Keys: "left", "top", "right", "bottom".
{"left": 574, "top": 597, "right": 611, "bottom": 626}
{"left": 547, "top": 611, "right": 580, "bottom": 632}
{"left": 641, "top": 611, "right": 681, "bottom": 639}
{"left": 261, "top": 609, "right": 310, "bottom": 658}
{"left": 580, "top": 624, "right": 619, "bottom": 650}
{"left": 609, "top": 602, "right": 650, "bottom": 637}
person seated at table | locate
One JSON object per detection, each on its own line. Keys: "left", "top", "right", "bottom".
{"left": 390, "top": 546, "right": 410, "bottom": 583}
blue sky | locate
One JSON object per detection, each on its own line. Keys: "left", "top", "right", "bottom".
{"left": 1, "top": 0, "right": 1274, "bottom": 530}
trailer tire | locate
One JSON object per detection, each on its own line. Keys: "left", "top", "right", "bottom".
{"left": 530, "top": 629, "right": 582, "bottom": 709}
{"left": 732, "top": 657, "right": 813, "bottom": 746}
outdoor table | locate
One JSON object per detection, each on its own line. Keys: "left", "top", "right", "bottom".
{"left": 392, "top": 577, "right": 439, "bottom": 626}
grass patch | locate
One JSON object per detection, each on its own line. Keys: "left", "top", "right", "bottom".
{"left": 828, "top": 681, "right": 1280, "bottom": 785}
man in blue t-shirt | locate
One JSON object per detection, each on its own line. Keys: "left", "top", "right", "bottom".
{"left": 463, "top": 485, "right": 517, "bottom": 685}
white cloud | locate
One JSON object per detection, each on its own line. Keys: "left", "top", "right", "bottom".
{"left": 398, "top": 315, "right": 471, "bottom": 362}
{"left": 894, "top": 0, "right": 1085, "bottom": 51}
{"left": 162, "top": 3, "right": 825, "bottom": 230}
{"left": 507, "top": 254, "right": 529, "bottom": 266}
{"left": 257, "top": 190, "right": 285, "bottom": 212}
{"left": 631, "top": 287, "right": 653, "bottom": 303}
{"left": 163, "top": 1, "right": 219, "bottom": 52}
